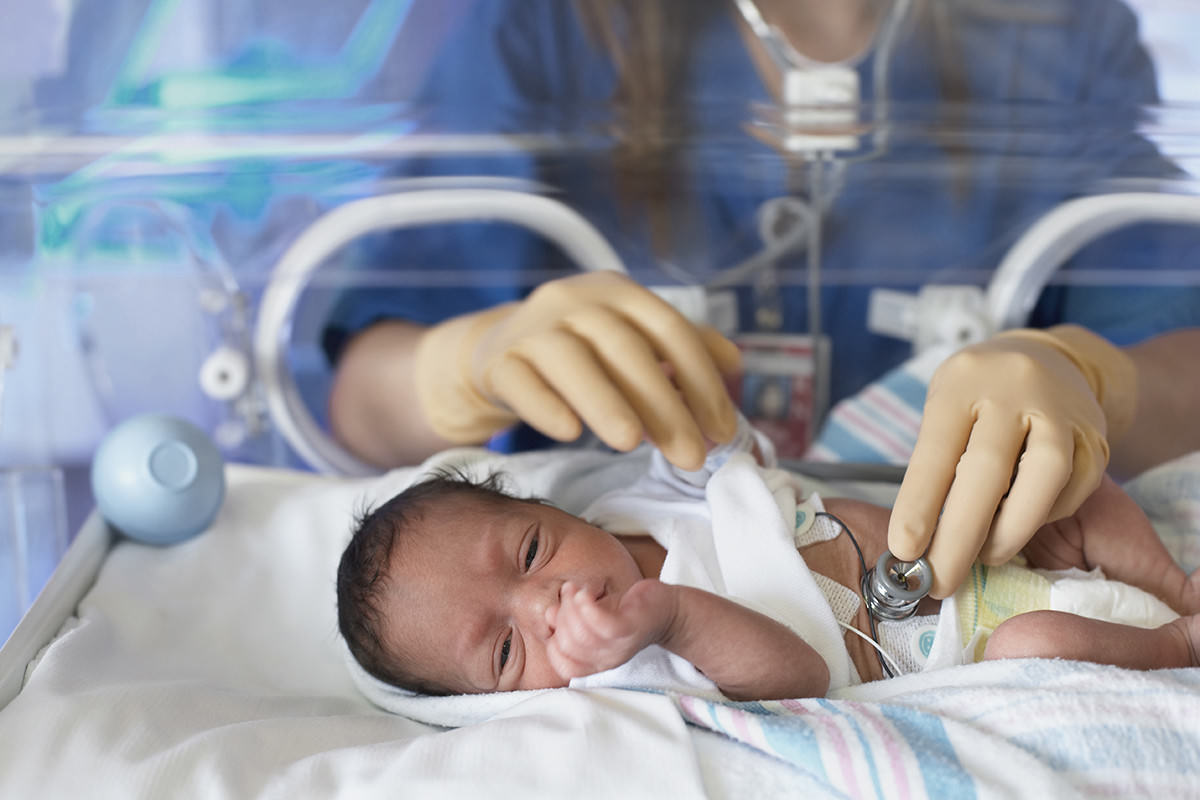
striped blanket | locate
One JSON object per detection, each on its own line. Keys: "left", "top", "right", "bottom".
{"left": 811, "top": 350, "right": 1200, "bottom": 567}
{"left": 676, "top": 659, "right": 1200, "bottom": 799}
{"left": 807, "top": 348, "right": 941, "bottom": 466}
{"left": 745, "top": 352, "right": 1200, "bottom": 799}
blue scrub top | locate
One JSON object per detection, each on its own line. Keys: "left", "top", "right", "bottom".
{"left": 323, "top": 0, "right": 1200, "bottom": 427}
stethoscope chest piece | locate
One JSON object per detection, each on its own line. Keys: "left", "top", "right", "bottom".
{"left": 862, "top": 551, "right": 932, "bottom": 621}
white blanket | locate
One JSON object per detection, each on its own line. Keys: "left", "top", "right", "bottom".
{"left": 571, "top": 452, "right": 855, "bottom": 694}
{"left": 3, "top": 447, "right": 1199, "bottom": 799}
{"left": 0, "top": 451, "right": 709, "bottom": 799}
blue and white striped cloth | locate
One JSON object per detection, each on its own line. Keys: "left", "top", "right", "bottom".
{"left": 676, "top": 658, "right": 1200, "bottom": 799}
{"left": 792, "top": 352, "right": 1200, "bottom": 798}
{"left": 808, "top": 349, "right": 943, "bottom": 466}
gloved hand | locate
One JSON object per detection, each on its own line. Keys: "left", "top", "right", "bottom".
{"left": 414, "top": 272, "right": 742, "bottom": 470}
{"left": 888, "top": 324, "right": 1137, "bottom": 598}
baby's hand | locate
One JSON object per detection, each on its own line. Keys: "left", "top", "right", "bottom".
{"left": 545, "top": 579, "right": 676, "bottom": 681}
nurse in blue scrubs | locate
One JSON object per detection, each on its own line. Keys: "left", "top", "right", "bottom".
{"left": 324, "top": 0, "right": 1200, "bottom": 594}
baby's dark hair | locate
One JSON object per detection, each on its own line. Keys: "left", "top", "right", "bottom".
{"left": 336, "top": 466, "right": 542, "bottom": 695}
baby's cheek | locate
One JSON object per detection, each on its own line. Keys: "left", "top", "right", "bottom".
{"left": 523, "top": 641, "right": 573, "bottom": 689}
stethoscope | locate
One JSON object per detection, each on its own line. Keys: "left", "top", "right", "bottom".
{"left": 862, "top": 551, "right": 932, "bottom": 620}
{"left": 730, "top": 1, "right": 936, "bottom": 632}
{"left": 819, "top": 510, "right": 931, "bottom": 622}
{"left": 715, "top": 0, "right": 913, "bottom": 433}
{"left": 820, "top": 510, "right": 932, "bottom": 677}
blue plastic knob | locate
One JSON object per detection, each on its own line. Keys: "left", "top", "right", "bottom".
{"left": 90, "top": 414, "right": 226, "bottom": 545}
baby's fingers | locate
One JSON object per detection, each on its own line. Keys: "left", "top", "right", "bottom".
{"left": 546, "top": 640, "right": 595, "bottom": 681}
{"left": 553, "top": 585, "right": 604, "bottom": 649}
{"left": 572, "top": 589, "right": 628, "bottom": 639}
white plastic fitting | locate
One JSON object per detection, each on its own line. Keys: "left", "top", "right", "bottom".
{"left": 872, "top": 191, "right": 1200, "bottom": 355}
{"left": 867, "top": 284, "right": 992, "bottom": 354}
{"left": 198, "top": 345, "right": 250, "bottom": 402}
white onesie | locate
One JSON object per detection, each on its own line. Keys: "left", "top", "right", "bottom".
{"left": 570, "top": 424, "right": 862, "bottom": 696}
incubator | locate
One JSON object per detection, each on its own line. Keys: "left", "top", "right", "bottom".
{"left": 5, "top": 6, "right": 1200, "bottom": 799}
{"left": 4, "top": 0, "right": 1200, "bottom": 652}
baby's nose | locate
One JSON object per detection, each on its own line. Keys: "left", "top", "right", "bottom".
{"left": 515, "top": 579, "right": 563, "bottom": 640}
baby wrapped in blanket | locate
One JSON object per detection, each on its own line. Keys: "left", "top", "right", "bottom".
{"left": 337, "top": 422, "right": 1200, "bottom": 712}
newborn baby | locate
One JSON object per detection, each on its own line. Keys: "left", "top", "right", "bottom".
{"left": 337, "top": 449, "right": 1200, "bottom": 701}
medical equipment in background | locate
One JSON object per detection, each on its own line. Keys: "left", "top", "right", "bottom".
{"left": 0, "top": 327, "right": 70, "bottom": 640}
{"left": 61, "top": 196, "right": 270, "bottom": 456}
{"left": 15, "top": 0, "right": 425, "bottom": 474}
{"left": 105, "top": 0, "right": 416, "bottom": 109}
{"left": 726, "top": 0, "right": 912, "bottom": 445}
{"left": 868, "top": 192, "right": 1200, "bottom": 353}
{"left": 733, "top": 0, "right": 910, "bottom": 159}
{"left": 90, "top": 414, "right": 225, "bottom": 546}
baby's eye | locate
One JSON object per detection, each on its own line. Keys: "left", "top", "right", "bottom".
{"left": 500, "top": 635, "right": 512, "bottom": 670}
{"left": 524, "top": 536, "right": 539, "bottom": 571}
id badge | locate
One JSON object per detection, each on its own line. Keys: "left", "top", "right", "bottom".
{"left": 728, "top": 332, "right": 830, "bottom": 458}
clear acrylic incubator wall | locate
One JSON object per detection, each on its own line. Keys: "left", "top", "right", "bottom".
{"left": 2, "top": 0, "right": 1200, "bottom": 641}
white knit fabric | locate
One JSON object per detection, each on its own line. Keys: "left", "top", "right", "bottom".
{"left": 572, "top": 450, "right": 857, "bottom": 695}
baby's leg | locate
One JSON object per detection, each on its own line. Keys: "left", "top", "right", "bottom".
{"left": 1021, "top": 475, "right": 1199, "bottom": 615}
{"left": 983, "top": 609, "right": 1200, "bottom": 670}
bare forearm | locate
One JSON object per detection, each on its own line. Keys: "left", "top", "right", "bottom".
{"left": 1109, "top": 329, "right": 1200, "bottom": 479}
{"left": 660, "top": 585, "right": 829, "bottom": 701}
{"left": 328, "top": 320, "right": 458, "bottom": 467}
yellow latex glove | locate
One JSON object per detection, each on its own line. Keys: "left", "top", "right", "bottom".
{"left": 888, "top": 324, "right": 1137, "bottom": 598}
{"left": 413, "top": 272, "right": 742, "bottom": 470}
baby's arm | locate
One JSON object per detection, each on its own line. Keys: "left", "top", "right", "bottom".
{"left": 546, "top": 580, "right": 830, "bottom": 701}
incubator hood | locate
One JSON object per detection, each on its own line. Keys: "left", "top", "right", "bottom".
{"left": 4, "top": 103, "right": 1198, "bottom": 470}
{"left": 4, "top": 0, "right": 1200, "bottom": 643}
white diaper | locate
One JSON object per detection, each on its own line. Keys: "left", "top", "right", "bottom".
{"left": 920, "top": 563, "right": 1180, "bottom": 671}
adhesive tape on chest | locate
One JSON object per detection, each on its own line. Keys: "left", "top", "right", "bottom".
{"left": 793, "top": 497, "right": 841, "bottom": 548}
{"left": 813, "top": 572, "right": 861, "bottom": 626}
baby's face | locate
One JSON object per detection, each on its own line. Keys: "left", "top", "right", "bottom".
{"left": 381, "top": 497, "right": 645, "bottom": 694}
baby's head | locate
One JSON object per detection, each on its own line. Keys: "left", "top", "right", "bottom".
{"left": 337, "top": 468, "right": 645, "bottom": 695}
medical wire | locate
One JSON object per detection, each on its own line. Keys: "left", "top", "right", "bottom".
{"left": 815, "top": 510, "right": 899, "bottom": 679}
{"left": 837, "top": 621, "right": 903, "bottom": 679}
